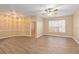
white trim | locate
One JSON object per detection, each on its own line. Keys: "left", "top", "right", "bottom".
{"left": 29, "top": 23, "right": 32, "bottom": 36}
{"left": 72, "top": 38, "right": 79, "bottom": 44}
{"left": 0, "top": 34, "right": 32, "bottom": 39}
{"left": 36, "top": 34, "right": 44, "bottom": 38}
{"left": 26, "top": 35, "right": 32, "bottom": 37}
{"left": 0, "top": 35, "right": 15, "bottom": 39}
{"left": 73, "top": 39, "right": 79, "bottom": 44}
{"left": 44, "top": 34, "right": 73, "bottom": 38}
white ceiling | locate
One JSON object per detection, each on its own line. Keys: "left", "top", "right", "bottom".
{"left": 0, "top": 4, "right": 79, "bottom": 17}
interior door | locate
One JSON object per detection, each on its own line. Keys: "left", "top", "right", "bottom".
{"left": 31, "top": 21, "right": 36, "bottom": 38}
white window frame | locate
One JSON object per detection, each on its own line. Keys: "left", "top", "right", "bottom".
{"left": 48, "top": 19, "right": 66, "bottom": 33}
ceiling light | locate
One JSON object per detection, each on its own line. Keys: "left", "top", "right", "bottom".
{"left": 45, "top": 8, "right": 59, "bottom": 17}
{"left": 48, "top": 13, "right": 52, "bottom": 17}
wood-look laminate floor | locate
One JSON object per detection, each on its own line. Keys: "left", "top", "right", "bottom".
{"left": 0, "top": 35, "right": 79, "bottom": 54}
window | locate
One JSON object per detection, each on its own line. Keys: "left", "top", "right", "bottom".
{"left": 49, "top": 20, "right": 65, "bottom": 32}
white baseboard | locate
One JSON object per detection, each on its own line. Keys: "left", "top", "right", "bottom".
{"left": 44, "top": 34, "right": 73, "bottom": 38}
{"left": 36, "top": 34, "right": 44, "bottom": 38}
{"left": 0, "top": 35, "right": 32, "bottom": 39}
{"left": 0, "top": 35, "right": 15, "bottom": 39}
{"left": 75, "top": 40, "right": 79, "bottom": 44}
{"left": 72, "top": 38, "right": 79, "bottom": 44}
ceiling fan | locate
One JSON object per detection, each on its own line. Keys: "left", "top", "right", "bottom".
{"left": 45, "top": 8, "right": 59, "bottom": 16}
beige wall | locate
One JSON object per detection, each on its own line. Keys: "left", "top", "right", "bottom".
{"left": 73, "top": 11, "right": 79, "bottom": 44}
{"left": 36, "top": 17, "right": 43, "bottom": 38}
{"left": 0, "top": 12, "right": 74, "bottom": 39}
{"left": 0, "top": 13, "right": 31, "bottom": 39}
{"left": 0, "top": 12, "right": 44, "bottom": 39}
{"left": 43, "top": 16, "right": 73, "bottom": 37}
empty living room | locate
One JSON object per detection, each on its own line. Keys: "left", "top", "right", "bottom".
{"left": 0, "top": 4, "right": 79, "bottom": 54}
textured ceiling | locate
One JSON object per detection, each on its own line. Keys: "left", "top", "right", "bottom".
{"left": 0, "top": 4, "right": 79, "bottom": 17}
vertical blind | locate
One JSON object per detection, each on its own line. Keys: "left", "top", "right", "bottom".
{"left": 49, "top": 20, "right": 65, "bottom": 32}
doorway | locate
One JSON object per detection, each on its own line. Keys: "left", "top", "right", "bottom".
{"left": 31, "top": 21, "right": 36, "bottom": 38}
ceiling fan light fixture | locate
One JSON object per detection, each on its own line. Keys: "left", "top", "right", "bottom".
{"left": 48, "top": 13, "right": 52, "bottom": 17}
